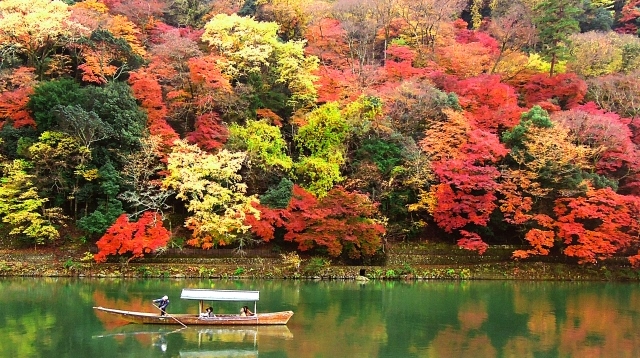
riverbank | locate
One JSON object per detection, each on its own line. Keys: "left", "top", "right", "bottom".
{"left": 1, "top": 243, "right": 639, "bottom": 281}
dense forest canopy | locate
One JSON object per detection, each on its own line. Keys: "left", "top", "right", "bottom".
{"left": 1, "top": 0, "right": 640, "bottom": 266}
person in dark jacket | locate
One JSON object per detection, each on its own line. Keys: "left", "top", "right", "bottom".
{"left": 153, "top": 295, "right": 170, "bottom": 316}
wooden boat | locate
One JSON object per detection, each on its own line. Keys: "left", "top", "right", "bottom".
{"left": 94, "top": 289, "right": 294, "bottom": 326}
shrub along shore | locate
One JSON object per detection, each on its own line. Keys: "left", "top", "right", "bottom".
{"left": 1, "top": 243, "right": 638, "bottom": 281}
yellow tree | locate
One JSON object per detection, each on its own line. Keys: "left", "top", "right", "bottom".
{"left": 567, "top": 31, "right": 640, "bottom": 78}
{"left": 254, "top": 0, "right": 314, "bottom": 40}
{"left": 509, "top": 124, "right": 598, "bottom": 188}
{"left": 0, "top": 159, "right": 63, "bottom": 245}
{"left": 201, "top": 13, "right": 318, "bottom": 111}
{"left": 163, "top": 140, "right": 259, "bottom": 249}
{"left": 0, "top": 0, "right": 72, "bottom": 78}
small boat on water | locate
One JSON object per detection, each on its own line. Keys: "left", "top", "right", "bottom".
{"left": 94, "top": 289, "right": 294, "bottom": 326}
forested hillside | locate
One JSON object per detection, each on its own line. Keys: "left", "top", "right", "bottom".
{"left": 1, "top": 0, "right": 640, "bottom": 266}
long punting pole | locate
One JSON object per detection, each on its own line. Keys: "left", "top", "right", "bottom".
{"left": 153, "top": 304, "right": 188, "bottom": 328}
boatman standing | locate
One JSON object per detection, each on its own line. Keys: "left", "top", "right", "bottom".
{"left": 153, "top": 295, "right": 170, "bottom": 316}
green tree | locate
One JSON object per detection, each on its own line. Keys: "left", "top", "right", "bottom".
{"left": 578, "top": 0, "right": 614, "bottom": 32}
{"left": 98, "top": 161, "right": 120, "bottom": 203}
{"left": 165, "top": 0, "right": 212, "bottom": 28}
{"left": 53, "top": 105, "right": 114, "bottom": 152}
{"left": 259, "top": 177, "right": 294, "bottom": 209}
{"left": 294, "top": 103, "right": 350, "bottom": 197}
{"left": 0, "top": 125, "right": 38, "bottom": 160}
{"left": 534, "top": 0, "right": 584, "bottom": 76}
{"left": 228, "top": 119, "right": 293, "bottom": 173}
{"left": 53, "top": 105, "right": 113, "bottom": 216}
{"left": 77, "top": 198, "right": 124, "bottom": 236}
{"left": 28, "top": 79, "right": 85, "bottom": 132}
{"left": 80, "top": 82, "right": 145, "bottom": 153}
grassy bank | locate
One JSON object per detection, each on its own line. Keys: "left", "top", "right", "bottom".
{"left": 1, "top": 243, "right": 639, "bottom": 281}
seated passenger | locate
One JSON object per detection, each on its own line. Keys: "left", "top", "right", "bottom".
{"left": 240, "top": 305, "right": 254, "bottom": 316}
{"left": 200, "top": 307, "right": 215, "bottom": 318}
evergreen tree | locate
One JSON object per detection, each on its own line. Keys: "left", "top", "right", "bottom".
{"left": 534, "top": 0, "right": 584, "bottom": 76}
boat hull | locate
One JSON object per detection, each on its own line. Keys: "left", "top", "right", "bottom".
{"left": 94, "top": 306, "right": 293, "bottom": 325}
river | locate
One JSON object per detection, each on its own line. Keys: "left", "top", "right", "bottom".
{"left": 0, "top": 278, "right": 639, "bottom": 357}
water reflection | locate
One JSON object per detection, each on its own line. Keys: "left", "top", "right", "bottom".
{"left": 93, "top": 325, "right": 292, "bottom": 357}
{"left": 1, "top": 278, "right": 640, "bottom": 357}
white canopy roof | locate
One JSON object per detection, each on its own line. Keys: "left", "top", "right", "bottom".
{"left": 180, "top": 289, "right": 260, "bottom": 301}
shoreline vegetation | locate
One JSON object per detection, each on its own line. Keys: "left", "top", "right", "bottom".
{"left": 1, "top": 243, "right": 638, "bottom": 281}
{"left": 2, "top": 2, "right": 640, "bottom": 282}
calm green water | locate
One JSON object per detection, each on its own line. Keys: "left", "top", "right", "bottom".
{"left": 1, "top": 278, "right": 639, "bottom": 358}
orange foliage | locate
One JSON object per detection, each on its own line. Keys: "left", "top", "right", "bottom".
{"left": 434, "top": 41, "right": 495, "bottom": 78}
{"left": 0, "top": 67, "right": 37, "bottom": 128}
{"left": 313, "top": 67, "right": 360, "bottom": 103}
{"left": 555, "top": 186, "right": 640, "bottom": 264}
{"left": 434, "top": 26, "right": 499, "bottom": 79}
{"left": 514, "top": 184, "right": 640, "bottom": 265}
{"left": 109, "top": 14, "right": 146, "bottom": 57}
{"left": 498, "top": 170, "right": 537, "bottom": 225}
{"left": 0, "top": 87, "right": 36, "bottom": 128}
{"left": 512, "top": 229, "right": 555, "bottom": 259}
{"left": 256, "top": 108, "right": 283, "bottom": 126}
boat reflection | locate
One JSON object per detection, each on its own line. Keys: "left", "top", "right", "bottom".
{"left": 94, "top": 325, "right": 293, "bottom": 356}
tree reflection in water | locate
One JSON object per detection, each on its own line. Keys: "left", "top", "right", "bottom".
{"left": 1, "top": 278, "right": 640, "bottom": 357}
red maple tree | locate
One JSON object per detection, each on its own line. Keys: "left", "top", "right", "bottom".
{"left": 615, "top": 0, "right": 640, "bottom": 35}
{"left": 419, "top": 110, "right": 508, "bottom": 253}
{"left": 521, "top": 73, "right": 587, "bottom": 111}
{"left": 443, "top": 74, "right": 522, "bottom": 133}
{"left": 186, "top": 112, "right": 229, "bottom": 151}
{"left": 246, "top": 185, "right": 385, "bottom": 259}
{"left": 94, "top": 211, "right": 171, "bottom": 263}
{"left": 128, "top": 70, "right": 179, "bottom": 152}
{"left": 0, "top": 87, "right": 36, "bottom": 129}
{"left": 379, "top": 45, "right": 428, "bottom": 83}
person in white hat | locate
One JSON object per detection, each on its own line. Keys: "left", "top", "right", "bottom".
{"left": 153, "top": 295, "right": 170, "bottom": 316}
